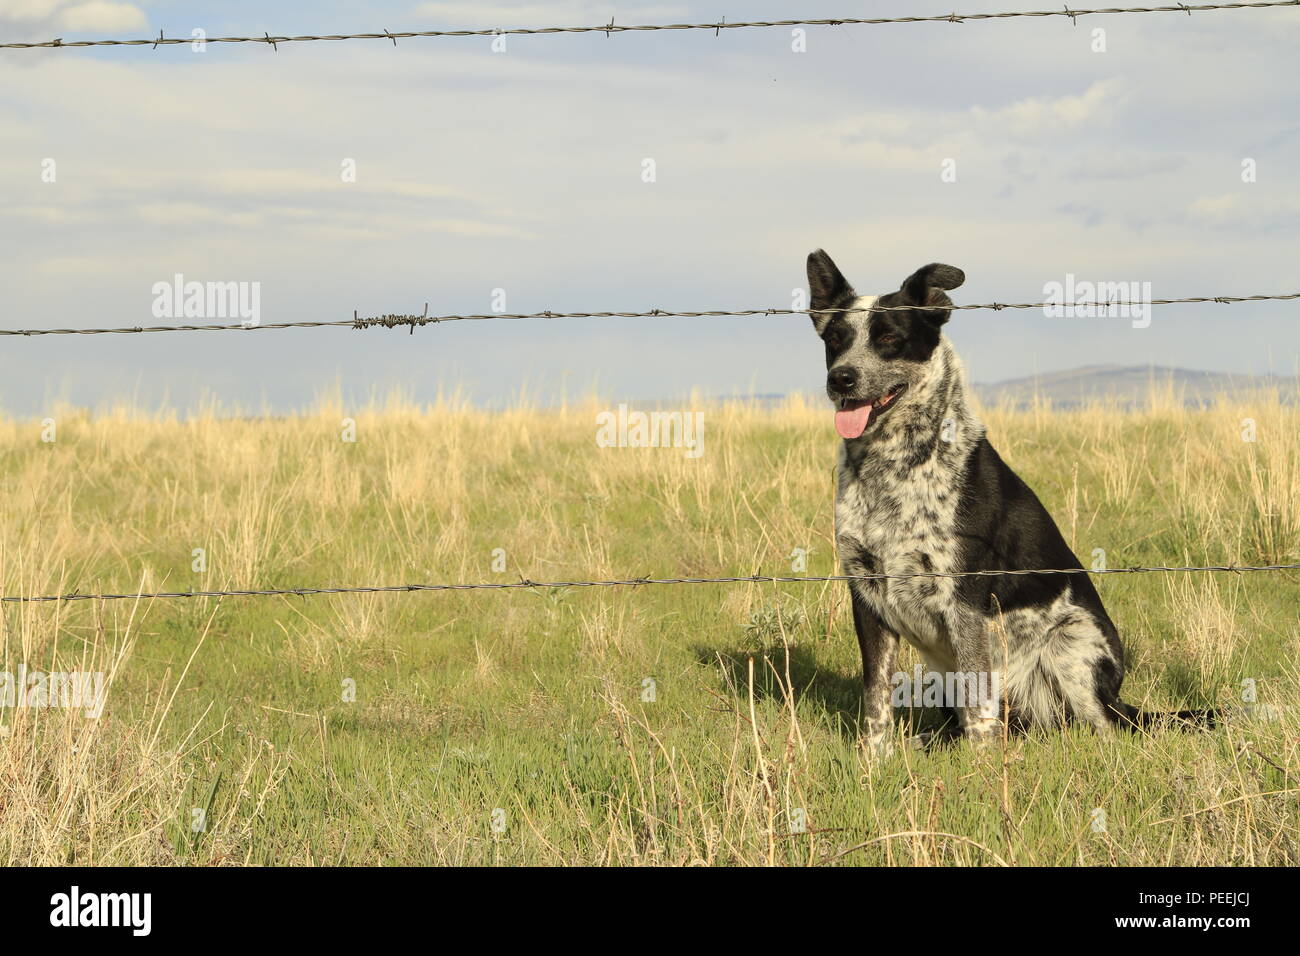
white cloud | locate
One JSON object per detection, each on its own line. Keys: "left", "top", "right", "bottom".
{"left": 0, "top": 1, "right": 67, "bottom": 22}
{"left": 1185, "top": 193, "right": 1300, "bottom": 231}
{"left": 55, "top": 1, "right": 146, "bottom": 33}
{"left": 1066, "top": 152, "right": 1185, "bottom": 181}
{"left": 971, "top": 79, "right": 1128, "bottom": 138}
{"left": 134, "top": 201, "right": 261, "bottom": 229}
{"left": 1188, "top": 193, "right": 1241, "bottom": 222}
{"left": 33, "top": 253, "right": 135, "bottom": 277}
{"left": 0, "top": 5, "right": 1296, "bottom": 409}
{"left": 5, "top": 204, "right": 97, "bottom": 224}
{"left": 195, "top": 169, "right": 486, "bottom": 206}
{"left": 412, "top": 2, "right": 688, "bottom": 26}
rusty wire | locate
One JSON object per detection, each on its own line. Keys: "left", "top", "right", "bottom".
{"left": 1, "top": 3, "right": 1297, "bottom": 51}
{"left": 1, "top": 292, "right": 1295, "bottom": 337}
{"left": 3, "top": 563, "right": 1297, "bottom": 604}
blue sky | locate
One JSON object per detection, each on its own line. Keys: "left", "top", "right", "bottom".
{"left": 1, "top": 0, "right": 1297, "bottom": 414}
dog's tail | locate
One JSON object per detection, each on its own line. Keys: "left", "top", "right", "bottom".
{"left": 1111, "top": 701, "right": 1218, "bottom": 731}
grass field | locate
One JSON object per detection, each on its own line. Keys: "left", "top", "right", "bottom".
{"left": 0, "top": 386, "right": 1296, "bottom": 866}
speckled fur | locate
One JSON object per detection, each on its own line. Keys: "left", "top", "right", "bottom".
{"left": 834, "top": 332, "right": 1016, "bottom": 745}
{"left": 808, "top": 251, "right": 1152, "bottom": 749}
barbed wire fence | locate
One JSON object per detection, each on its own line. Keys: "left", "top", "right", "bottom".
{"left": 4, "top": 563, "right": 1298, "bottom": 604}
{"left": 4, "top": 288, "right": 1294, "bottom": 602}
{"left": 1, "top": 2, "right": 1296, "bottom": 51}
{"left": 1, "top": 2, "right": 1296, "bottom": 605}
{"left": 1, "top": 291, "right": 1296, "bottom": 336}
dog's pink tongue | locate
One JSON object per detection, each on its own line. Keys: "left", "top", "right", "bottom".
{"left": 835, "top": 402, "right": 873, "bottom": 440}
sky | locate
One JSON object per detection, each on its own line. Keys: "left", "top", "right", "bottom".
{"left": 0, "top": 0, "right": 1297, "bottom": 415}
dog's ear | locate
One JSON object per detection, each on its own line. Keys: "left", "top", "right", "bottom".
{"left": 900, "top": 262, "right": 965, "bottom": 325}
{"left": 807, "top": 249, "right": 854, "bottom": 333}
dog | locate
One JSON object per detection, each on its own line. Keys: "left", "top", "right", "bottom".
{"left": 806, "top": 249, "right": 1211, "bottom": 749}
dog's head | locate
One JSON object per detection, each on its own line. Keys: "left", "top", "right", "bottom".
{"left": 807, "top": 249, "right": 965, "bottom": 440}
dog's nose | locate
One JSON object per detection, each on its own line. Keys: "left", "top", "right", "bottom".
{"left": 828, "top": 366, "right": 858, "bottom": 394}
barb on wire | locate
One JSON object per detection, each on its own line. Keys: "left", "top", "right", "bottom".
{"left": 1, "top": 2, "right": 1296, "bottom": 50}
{"left": 3, "top": 563, "right": 1297, "bottom": 604}
{"left": 1, "top": 291, "right": 1295, "bottom": 337}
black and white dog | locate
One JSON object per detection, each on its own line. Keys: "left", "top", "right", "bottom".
{"left": 807, "top": 250, "right": 1209, "bottom": 749}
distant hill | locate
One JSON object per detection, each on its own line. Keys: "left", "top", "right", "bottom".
{"left": 973, "top": 365, "right": 1300, "bottom": 409}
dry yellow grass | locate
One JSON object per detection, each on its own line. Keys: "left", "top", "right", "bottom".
{"left": 0, "top": 387, "right": 1295, "bottom": 865}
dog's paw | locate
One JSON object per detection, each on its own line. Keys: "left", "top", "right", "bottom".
{"left": 963, "top": 719, "right": 1004, "bottom": 749}
{"left": 859, "top": 733, "right": 895, "bottom": 761}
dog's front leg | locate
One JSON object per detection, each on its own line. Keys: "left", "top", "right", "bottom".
{"left": 951, "top": 614, "right": 1004, "bottom": 744}
{"left": 850, "top": 585, "right": 899, "bottom": 755}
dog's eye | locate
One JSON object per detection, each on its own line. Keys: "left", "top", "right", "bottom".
{"left": 877, "top": 334, "right": 901, "bottom": 347}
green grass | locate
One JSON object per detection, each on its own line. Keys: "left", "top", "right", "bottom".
{"left": 0, "top": 392, "right": 1296, "bottom": 865}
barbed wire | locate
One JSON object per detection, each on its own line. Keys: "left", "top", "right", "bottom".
{"left": 2, "top": 2, "right": 1297, "bottom": 51}
{"left": 1, "top": 292, "right": 1295, "bottom": 337}
{"left": 4, "top": 563, "right": 1296, "bottom": 604}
